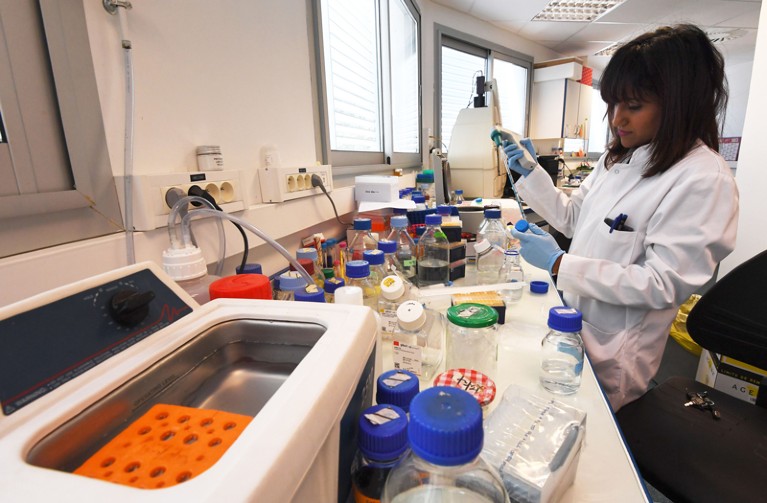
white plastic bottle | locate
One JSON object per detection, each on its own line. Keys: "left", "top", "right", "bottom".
{"left": 382, "top": 386, "right": 508, "bottom": 503}
{"left": 477, "top": 207, "right": 509, "bottom": 250}
{"left": 540, "top": 307, "right": 584, "bottom": 395}
{"left": 416, "top": 214, "right": 449, "bottom": 287}
{"left": 392, "top": 300, "right": 443, "bottom": 384}
{"left": 162, "top": 246, "right": 220, "bottom": 304}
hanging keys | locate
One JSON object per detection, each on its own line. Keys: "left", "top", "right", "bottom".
{"left": 683, "top": 390, "right": 721, "bottom": 420}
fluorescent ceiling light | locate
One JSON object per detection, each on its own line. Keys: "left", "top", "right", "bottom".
{"left": 594, "top": 41, "right": 622, "bottom": 56}
{"left": 533, "top": 0, "right": 627, "bottom": 22}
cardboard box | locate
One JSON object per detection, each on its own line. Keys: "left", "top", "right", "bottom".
{"left": 354, "top": 176, "right": 399, "bottom": 202}
{"left": 695, "top": 349, "right": 767, "bottom": 405}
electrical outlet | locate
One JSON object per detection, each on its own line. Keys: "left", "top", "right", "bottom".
{"left": 258, "top": 164, "right": 332, "bottom": 203}
{"left": 115, "top": 170, "right": 245, "bottom": 231}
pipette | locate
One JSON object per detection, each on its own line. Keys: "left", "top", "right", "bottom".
{"left": 490, "top": 127, "right": 531, "bottom": 222}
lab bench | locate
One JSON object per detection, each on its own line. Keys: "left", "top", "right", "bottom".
{"left": 378, "top": 262, "right": 651, "bottom": 503}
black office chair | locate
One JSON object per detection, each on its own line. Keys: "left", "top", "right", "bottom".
{"left": 616, "top": 250, "right": 767, "bottom": 503}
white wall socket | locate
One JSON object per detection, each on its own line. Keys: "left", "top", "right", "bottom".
{"left": 115, "top": 170, "right": 245, "bottom": 231}
{"left": 258, "top": 164, "right": 333, "bottom": 203}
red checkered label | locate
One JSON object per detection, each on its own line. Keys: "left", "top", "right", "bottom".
{"left": 433, "top": 368, "right": 496, "bottom": 406}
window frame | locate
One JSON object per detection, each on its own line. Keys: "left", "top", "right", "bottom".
{"left": 312, "top": 0, "right": 422, "bottom": 177}
{"left": 434, "top": 25, "right": 534, "bottom": 151}
{"left": 0, "top": 0, "right": 122, "bottom": 258}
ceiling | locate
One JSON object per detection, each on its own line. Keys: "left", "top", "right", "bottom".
{"left": 431, "top": 0, "right": 762, "bottom": 71}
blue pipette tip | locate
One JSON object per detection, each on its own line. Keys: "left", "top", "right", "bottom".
{"left": 515, "top": 220, "right": 529, "bottom": 232}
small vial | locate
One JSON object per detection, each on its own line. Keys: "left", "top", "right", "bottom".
{"left": 540, "top": 307, "right": 584, "bottom": 395}
{"left": 196, "top": 145, "right": 224, "bottom": 171}
{"left": 454, "top": 189, "right": 465, "bottom": 204}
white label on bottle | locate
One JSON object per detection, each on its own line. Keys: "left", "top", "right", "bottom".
{"left": 380, "top": 308, "right": 398, "bottom": 333}
{"left": 392, "top": 340, "right": 422, "bottom": 376}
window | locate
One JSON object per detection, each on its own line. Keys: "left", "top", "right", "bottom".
{"left": 436, "top": 27, "right": 533, "bottom": 154}
{"left": 0, "top": 0, "right": 121, "bottom": 258}
{"left": 314, "top": 0, "right": 421, "bottom": 173}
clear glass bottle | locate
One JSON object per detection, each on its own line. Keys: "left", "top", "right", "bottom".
{"left": 378, "top": 274, "right": 411, "bottom": 339}
{"left": 323, "top": 276, "right": 345, "bottom": 303}
{"left": 477, "top": 208, "right": 509, "bottom": 250}
{"left": 540, "top": 307, "right": 584, "bottom": 395}
{"left": 382, "top": 386, "right": 508, "bottom": 503}
{"left": 436, "top": 204, "right": 457, "bottom": 225}
{"left": 502, "top": 249, "right": 524, "bottom": 283}
{"left": 297, "top": 246, "right": 323, "bottom": 278}
{"left": 387, "top": 216, "right": 417, "bottom": 283}
{"left": 411, "top": 194, "right": 427, "bottom": 211}
{"left": 377, "top": 239, "right": 403, "bottom": 277}
{"left": 352, "top": 404, "right": 410, "bottom": 503}
{"left": 363, "top": 249, "right": 387, "bottom": 290}
{"left": 445, "top": 303, "right": 499, "bottom": 380}
{"left": 274, "top": 271, "right": 307, "bottom": 301}
{"left": 348, "top": 217, "right": 378, "bottom": 263}
{"left": 415, "top": 171, "right": 435, "bottom": 208}
{"left": 345, "top": 260, "right": 379, "bottom": 310}
{"left": 392, "top": 300, "right": 443, "bottom": 384}
{"left": 416, "top": 214, "right": 450, "bottom": 287}
{"left": 474, "top": 239, "right": 505, "bottom": 286}
{"left": 454, "top": 189, "right": 465, "bottom": 205}
{"left": 294, "top": 257, "right": 324, "bottom": 288}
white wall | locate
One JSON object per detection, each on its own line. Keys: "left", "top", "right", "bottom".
{"left": 719, "top": 4, "right": 767, "bottom": 277}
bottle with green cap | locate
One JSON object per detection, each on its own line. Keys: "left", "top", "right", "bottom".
{"left": 445, "top": 303, "right": 500, "bottom": 379}
{"left": 382, "top": 386, "right": 508, "bottom": 503}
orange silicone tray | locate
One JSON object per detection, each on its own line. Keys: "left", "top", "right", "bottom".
{"left": 74, "top": 404, "right": 252, "bottom": 489}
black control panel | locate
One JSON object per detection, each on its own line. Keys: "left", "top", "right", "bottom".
{"left": 0, "top": 268, "right": 193, "bottom": 415}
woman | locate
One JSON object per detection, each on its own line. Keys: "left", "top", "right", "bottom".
{"left": 505, "top": 24, "right": 739, "bottom": 411}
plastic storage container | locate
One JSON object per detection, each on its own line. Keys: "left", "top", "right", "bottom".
{"left": 416, "top": 214, "right": 449, "bottom": 287}
{"left": 540, "top": 307, "right": 584, "bottom": 395}
{"left": 387, "top": 216, "right": 417, "bottom": 283}
{"left": 376, "top": 369, "right": 420, "bottom": 413}
{"left": 162, "top": 246, "right": 220, "bottom": 304}
{"left": 392, "top": 300, "right": 444, "bottom": 383}
{"left": 477, "top": 208, "right": 509, "bottom": 250}
{"left": 352, "top": 404, "right": 410, "bottom": 503}
{"left": 475, "top": 239, "right": 505, "bottom": 285}
{"left": 445, "top": 303, "right": 500, "bottom": 380}
{"left": 382, "top": 386, "right": 508, "bottom": 503}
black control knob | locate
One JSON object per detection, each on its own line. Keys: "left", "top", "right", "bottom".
{"left": 109, "top": 288, "right": 155, "bottom": 326}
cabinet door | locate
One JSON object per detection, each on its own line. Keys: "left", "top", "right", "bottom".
{"left": 530, "top": 80, "right": 566, "bottom": 139}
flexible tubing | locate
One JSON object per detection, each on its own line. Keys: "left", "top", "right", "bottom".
{"left": 168, "top": 196, "right": 226, "bottom": 276}
{"left": 117, "top": 7, "right": 136, "bottom": 264}
{"left": 182, "top": 209, "right": 314, "bottom": 286}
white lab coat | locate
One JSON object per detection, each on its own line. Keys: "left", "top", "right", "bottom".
{"left": 516, "top": 141, "right": 739, "bottom": 411}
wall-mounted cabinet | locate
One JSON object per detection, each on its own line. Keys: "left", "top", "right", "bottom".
{"left": 529, "top": 60, "right": 592, "bottom": 143}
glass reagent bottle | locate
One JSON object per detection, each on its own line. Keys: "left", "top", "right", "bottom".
{"left": 540, "top": 307, "right": 584, "bottom": 395}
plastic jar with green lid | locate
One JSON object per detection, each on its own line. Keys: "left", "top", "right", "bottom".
{"left": 445, "top": 303, "right": 499, "bottom": 380}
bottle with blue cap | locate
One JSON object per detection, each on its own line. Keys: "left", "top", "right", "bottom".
{"left": 477, "top": 207, "right": 509, "bottom": 251}
{"left": 386, "top": 216, "right": 417, "bottom": 283}
{"left": 363, "top": 249, "right": 387, "bottom": 289}
{"left": 376, "top": 369, "right": 419, "bottom": 414}
{"left": 323, "top": 276, "right": 345, "bottom": 303}
{"left": 416, "top": 170, "right": 436, "bottom": 207}
{"left": 345, "top": 260, "right": 379, "bottom": 309}
{"left": 540, "top": 306, "right": 584, "bottom": 395}
{"left": 294, "top": 284, "right": 326, "bottom": 303}
{"left": 416, "top": 214, "right": 449, "bottom": 287}
{"left": 382, "top": 386, "right": 508, "bottom": 502}
{"left": 453, "top": 189, "right": 465, "bottom": 205}
{"left": 352, "top": 404, "right": 410, "bottom": 503}
{"left": 347, "top": 217, "right": 378, "bottom": 264}
{"left": 275, "top": 271, "right": 307, "bottom": 301}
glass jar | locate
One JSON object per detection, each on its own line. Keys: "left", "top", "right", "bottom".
{"left": 382, "top": 386, "right": 508, "bottom": 503}
{"left": 433, "top": 368, "right": 497, "bottom": 417}
{"left": 445, "top": 303, "right": 499, "bottom": 380}
{"left": 540, "top": 306, "right": 584, "bottom": 395}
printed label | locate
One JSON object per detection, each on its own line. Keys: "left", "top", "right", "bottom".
{"left": 380, "top": 308, "right": 398, "bottom": 333}
{"left": 392, "top": 340, "right": 422, "bottom": 376}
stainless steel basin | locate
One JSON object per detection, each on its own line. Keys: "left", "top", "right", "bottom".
{"left": 27, "top": 318, "right": 326, "bottom": 473}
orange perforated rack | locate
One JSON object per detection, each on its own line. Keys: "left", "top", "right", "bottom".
{"left": 75, "top": 404, "right": 252, "bottom": 489}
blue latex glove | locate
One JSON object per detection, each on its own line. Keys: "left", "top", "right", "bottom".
{"left": 510, "top": 222, "right": 565, "bottom": 274}
{"left": 502, "top": 138, "right": 537, "bottom": 177}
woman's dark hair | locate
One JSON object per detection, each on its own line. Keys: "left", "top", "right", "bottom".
{"left": 600, "top": 24, "right": 728, "bottom": 176}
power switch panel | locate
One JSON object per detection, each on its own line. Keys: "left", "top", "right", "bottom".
{"left": 258, "top": 164, "right": 333, "bottom": 203}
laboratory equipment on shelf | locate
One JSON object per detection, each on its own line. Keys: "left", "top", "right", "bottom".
{"left": 387, "top": 216, "right": 417, "bottom": 283}
{"left": 352, "top": 404, "right": 410, "bottom": 503}
{"left": 540, "top": 307, "right": 584, "bottom": 395}
{"left": 382, "top": 386, "right": 509, "bottom": 503}
{"left": 391, "top": 300, "right": 444, "bottom": 384}
{"left": 416, "top": 214, "right": 449, "bottom": 287}
{"left": 445, "top": 303, "right": 500, "bottom": 380}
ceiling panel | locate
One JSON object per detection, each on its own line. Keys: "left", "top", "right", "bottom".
{"left": 517, "top": 21, "right": 589, "bottom": 41}
{"left": 565, "top": 22, "right": 648, "bottom": 43}
{"left": 597, "top": 0, "right": 690, "bottom": 24}
{"left": 653, "top": 0, "right": 760, "bottom": 27}
{"left": 717, "top": 9, "right": 762, "bottom": 29}
{"left": 468, "top": 0, "right": 551, "bottom": 23}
